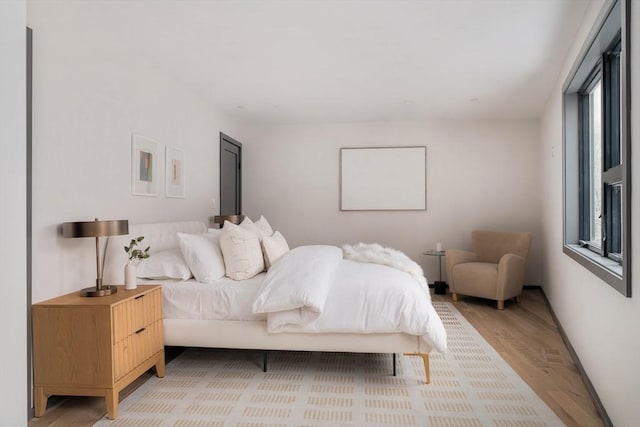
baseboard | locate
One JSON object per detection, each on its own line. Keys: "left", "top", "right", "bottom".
{"left": 539, "top": 289, "right": 613, "bottom": 427}
{"left": 427, "top": 284, "right": 542, "bottom": 294}
{"left": 429, "top": 284, "right": 542, "bottom": 290}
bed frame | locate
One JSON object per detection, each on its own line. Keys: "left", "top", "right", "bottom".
{"left": 104, "top": 221, "right": 432, "bottom": 383}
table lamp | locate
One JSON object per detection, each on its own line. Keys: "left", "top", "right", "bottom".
{"left": 62, "top": 218, "right": 129, "bottom": 297}
{"left": 212, "top": 215, "right": 244, "bottom": 228}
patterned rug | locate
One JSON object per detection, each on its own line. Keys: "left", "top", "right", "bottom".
{"left": 94, "top": 303, "right": 564, "bottom": 426}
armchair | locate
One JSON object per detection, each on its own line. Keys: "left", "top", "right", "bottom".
{"left": 445, "top": 230, "right": 532, "bottom": 309}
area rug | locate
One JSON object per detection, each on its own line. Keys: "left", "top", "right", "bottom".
{"left": 94, "top": 303, "right": 564, "bottom": 426}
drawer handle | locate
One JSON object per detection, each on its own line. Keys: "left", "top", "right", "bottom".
{"left": 135, "top": 327, "right": 146, "bottom": 334}
{"left": 135, "top": 294, "right": 145, "bottom": 300}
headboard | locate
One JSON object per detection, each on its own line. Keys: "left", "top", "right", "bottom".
{"left": 103, "top": 221, "right": 207, "bottom": 285}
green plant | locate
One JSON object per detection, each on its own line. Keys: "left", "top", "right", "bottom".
{"left": 124, "top": 236, "right": 150, "bottom": 262}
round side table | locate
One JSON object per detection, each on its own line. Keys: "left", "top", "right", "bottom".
{"left": 423, "top": 249, "right": 447, "bottom": 295}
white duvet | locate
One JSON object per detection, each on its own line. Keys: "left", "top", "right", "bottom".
{"left": 252, "top": 245, "right": 447, "bottom": 353}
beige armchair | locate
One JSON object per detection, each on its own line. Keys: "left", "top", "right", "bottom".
{"left": 445, "top": 230, "right": 532, "bottom": 309}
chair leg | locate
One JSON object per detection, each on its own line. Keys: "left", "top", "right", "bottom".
{"left": 451, "top": 293, "right": 458, "bottom": 302}
{"left": 497, "top": 300, "right": 504, "bottom": 310}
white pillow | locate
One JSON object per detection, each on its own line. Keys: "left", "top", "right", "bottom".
{"left": 253, "top": 215, "right": 274, "bottom": 238}
{"left": 136, "top": 248, "right": 192, "bottom": 280}
{"left": 219, "top": 221, "right": 265, "bottom": 280}
{"left": 261, "top": 231, "right": 290, "bottom": 269}
{"left": 177, "top": 231, "right": 226, "bottom": 283}
{"left": 239, "top": 216, "right": 273, "bottom": 239}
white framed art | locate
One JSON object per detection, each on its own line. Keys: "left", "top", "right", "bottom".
{"left": 131, "top": 134, "right": 160, "bottom": 197}
{"left": 340, "top": 146, "right": 426, "bottom": 211}
{"left": 165, "top": 146, "right": 185, "bottom": 198}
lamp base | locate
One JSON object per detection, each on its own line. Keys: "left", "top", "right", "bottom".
{"left": 80, "top": 285, "right": 118, "bottom": 297}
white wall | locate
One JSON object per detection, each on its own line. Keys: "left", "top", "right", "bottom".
{"left": 27, "top": 3, "right": 248, "bottom": 302}
{"left": 243, "top": 120, "right": 542, "bottom": 285}
{"left": 0, "top": 0, "right": 28, "bottom": 424}
{"left": 540, "top": 1, "right": 640, "bottom": 425}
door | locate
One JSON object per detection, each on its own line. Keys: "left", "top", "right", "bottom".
{"left": 219, "top": 133, "right": 242, "bottom": 215}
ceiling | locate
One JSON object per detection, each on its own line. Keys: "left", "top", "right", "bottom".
{"left": 33, "top": 0, "right": 592, "bottom": 125}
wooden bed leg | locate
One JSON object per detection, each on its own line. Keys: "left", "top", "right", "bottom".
{"left": 497, "top": 300, "right": 504, "bottom": 310}
{"left": 451, "top": 293, "right": 458, "bottom": 302}
{"left": 392, "top": 353, "right": 396, "bottom": 376}
{"left": 403, "top": 353, "right": 430, "bottom": 384}
{"left": 263, "top": 351, "right": 268, "bottom": 372}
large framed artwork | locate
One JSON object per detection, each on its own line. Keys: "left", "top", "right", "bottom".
{"left": 165, "top": 146, "right": 185, "bottom": 198}
{"left": 340, "top": 146, "right": 427, "bottom": 211}
{"left": 131, "top": 134, "right": 159, "bottom": 197}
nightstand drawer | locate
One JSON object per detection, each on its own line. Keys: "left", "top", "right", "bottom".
{"left": 113, "top": 287, "right": 162, "bottom": 342}
{"left": 113, "top": 319, "right": 163, "bottom": 381}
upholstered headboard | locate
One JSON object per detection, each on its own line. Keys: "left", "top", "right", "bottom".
{"left": 103, "top": 221, "right": 207, "bottom": 284}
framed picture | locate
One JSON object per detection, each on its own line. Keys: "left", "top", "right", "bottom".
{"left": 165, "top": 146, "right": 185, "bottom": 198}
{"left": 340, "top": 146, "right": 427, "bottom": 211}
{"left": 131, "top": 134, "right": 159, "bottom": 197}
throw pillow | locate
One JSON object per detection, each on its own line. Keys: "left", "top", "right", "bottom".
{"left": 253, "top": 215, "right": 274, "bottom": 238}
{"left": 136, "top": 248, "right": 192, "bottom": 280}
{"left": 177, "top": 231, "right": 226, "bottom": 283}
{"left": 261, "top": 230, "right": 290, "bottom": 269}
{"left": 220, "top": 220, "right": 265, "bottom": 280}
{"left": 240, "top": 216, "right": 273, "bottom": 239}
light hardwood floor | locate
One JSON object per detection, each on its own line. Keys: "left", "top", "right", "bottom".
{"left": 432, "top": 290, "right": 604, "bottom": 427}
{"left": 29, "top": 289, "right": 603, "bottom": 426}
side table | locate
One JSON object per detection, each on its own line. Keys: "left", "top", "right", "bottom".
{"left": 423, "top": 250, "right": 447, "bottom": 295}
{"left": 32, "top": 285, "right": 165, "bottom": 419}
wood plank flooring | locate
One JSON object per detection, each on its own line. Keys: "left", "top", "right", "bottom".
{"left": 29, "top": 289, "right": 603, "bottom": 426}
{"left": 432, "top": 290, "right": 603, "bottom": 427}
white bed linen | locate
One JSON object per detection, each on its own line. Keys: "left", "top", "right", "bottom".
{"left": 106, "top": 222, "right": 435, "bottom": 364}
{"left": 253, "top": 245, "right": 447, "bottom": 353}
{"left": 151, "top": 274, "right": 267, "bottom": 321}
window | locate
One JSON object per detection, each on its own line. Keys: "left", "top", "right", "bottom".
{"left": 578, "top": 39, "right": 621, "bottom": 258}
{"left": 563, "top": 0, "right": 631, "bottom": 297}
{"left": 579, "top": 76, "right": 603, "bottom": 250}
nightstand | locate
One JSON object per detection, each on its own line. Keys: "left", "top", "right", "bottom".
{"left": 32, "top": 285, "right": 165, "bottom": 420}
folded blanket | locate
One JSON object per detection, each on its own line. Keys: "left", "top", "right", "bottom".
{"left": 343, "top": 243, "right": 428, "bottom": 292}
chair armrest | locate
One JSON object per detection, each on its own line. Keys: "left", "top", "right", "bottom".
{"left": 497, "top": 253, "right": 526, "bottom": 300}
{"left": 445, "top": 250, "right": 477, "bottom": 290}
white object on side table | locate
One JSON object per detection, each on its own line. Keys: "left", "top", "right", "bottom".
{"left": 124, "top": 263, "right": 137, "bottom": 290}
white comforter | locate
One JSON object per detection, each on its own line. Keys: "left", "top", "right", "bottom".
{"left": 252, "top": 245, "right": 447, "bottom": 353}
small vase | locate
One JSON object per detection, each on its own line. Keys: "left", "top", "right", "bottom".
{"left": 124, "top": 262, "right": 137, "bottom": 290}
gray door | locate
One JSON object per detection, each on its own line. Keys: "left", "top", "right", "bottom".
{"left": 220, "top": 133, "right": 242, "bottom": 215}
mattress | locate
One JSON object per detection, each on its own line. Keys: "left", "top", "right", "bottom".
{"left": 150, "top": 274, "right": 267, "bottom": 321}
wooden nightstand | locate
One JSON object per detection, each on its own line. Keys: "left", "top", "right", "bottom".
{"left": 32, "top": 285, "right": 165, "bottom": 420}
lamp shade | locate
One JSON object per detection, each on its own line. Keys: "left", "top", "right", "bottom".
{"left": 213, "top": 215, "right": 244, "bottom": 225}
{"left": 63, "top": 219, "right": 129, "bottom": 238}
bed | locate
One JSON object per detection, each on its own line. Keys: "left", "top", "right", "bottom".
{"left": 103, "top": 220, "right": 446, "bottom": 383}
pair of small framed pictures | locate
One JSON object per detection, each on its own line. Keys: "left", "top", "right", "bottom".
{"left": 131, "top": 133, "right": 185, "bottom": 198}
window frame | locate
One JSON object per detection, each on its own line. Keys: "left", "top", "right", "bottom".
{"left": 562, "top": 0, "right": 631, "bottom": 297}
{"left": 577, "top": 69, "right": 603, "bottom": 254}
